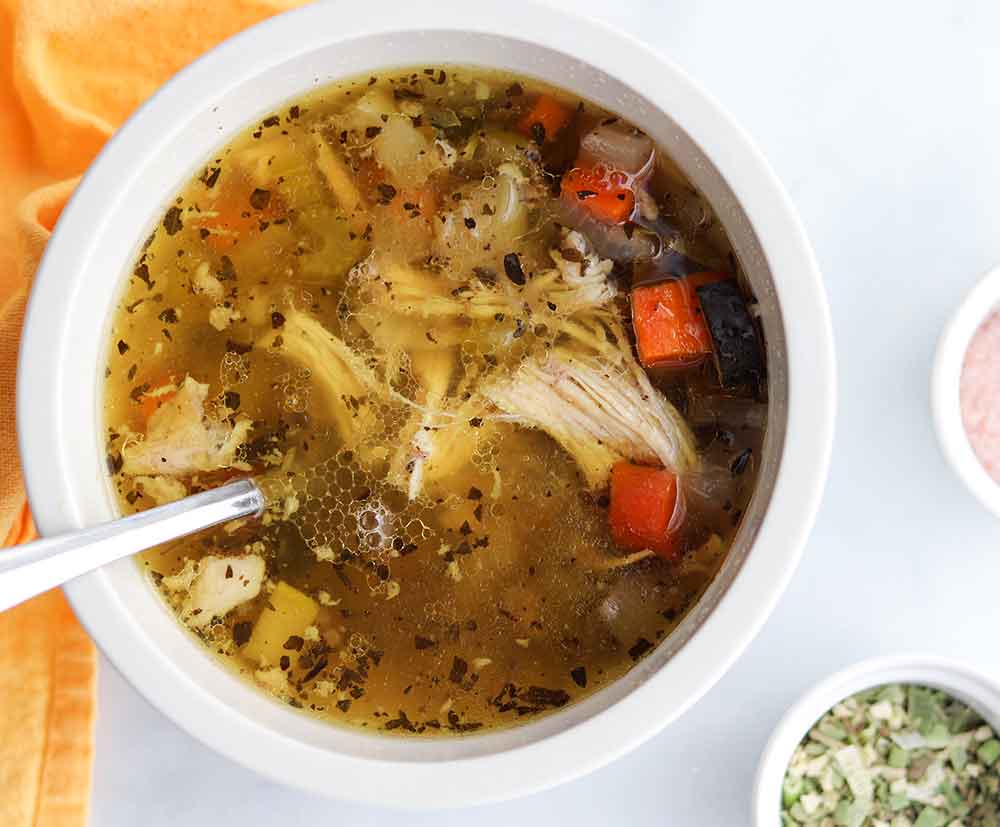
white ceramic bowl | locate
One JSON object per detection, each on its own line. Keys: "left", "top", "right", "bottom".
{"left": 753, "top": 655, "right": 1000, "bottom": 826}
{"left": 16, "top": 0, "right": 835, "bottom": 807}
{"left": 932, "top": 264, "right": 1000, "bottom": 518}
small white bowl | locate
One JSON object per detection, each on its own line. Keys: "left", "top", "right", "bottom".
{"left": 752, "top": 655, "right": 1000, "bottom": 826}
{"left": 932, "top": 264, "right": 1000, "bottom": 517}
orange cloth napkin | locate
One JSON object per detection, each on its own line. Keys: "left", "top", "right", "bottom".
{"left": 0, "top": 1, "right": 305, "bottom": 822}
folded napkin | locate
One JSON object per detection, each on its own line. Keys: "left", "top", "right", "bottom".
{"left": 0, "top": 1, "right": 304, "bottom": 822}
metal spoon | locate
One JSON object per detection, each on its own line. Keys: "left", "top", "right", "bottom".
{"left": 0, "top": 479, "right": 264, "bottom": 613}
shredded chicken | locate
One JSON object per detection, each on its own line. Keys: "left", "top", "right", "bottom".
{"left": 209, "top": 304, "right": 242, "bottom": 331}
{"left": 122, "top": 376, "right": 252, "bottom": 477}
{"left": 484, "top": 345, "right": 697, "bottom": 489}
{"left": 544, "top": 229, "right": 616, "bottom": 312}
{"left": 355, "top": 230, "right": 642, "bottom": 497}
{"left": 134, "top": 475, "right": 188, "bottom": 505}
{"left": 314, "top": 133, "right": 362, "bottom": 211}
{"left": 161, "top": 554, "right": 265, "bottom": 628}
{"left": 191, "top": 261, "right": 224, "bottom": 302}
{"left": 351, "top": 228, "right": 616, "bottom": 325}
{"left": 387, "top": 348, "right": 454, "bottom": 499}
{"left": 162, "top": 558, "right": 198, "bottom": 592}
{"left": 258, "top": 309, "right": 384, "bottom": 444}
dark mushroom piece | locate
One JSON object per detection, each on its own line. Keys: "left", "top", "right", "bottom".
{"left": 694, "top": 280, "right": 765, "bottom": 392}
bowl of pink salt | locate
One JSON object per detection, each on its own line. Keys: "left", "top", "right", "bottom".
{"left": 933, "top": 264, "right": 1000, "bottom": 517}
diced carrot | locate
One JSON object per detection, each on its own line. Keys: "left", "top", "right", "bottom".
{"left": 195, "top": 201, "right": 256, "bottom": 251}
{"left": 630, "top": 272, "right": 728, "bottom": 367}
{"left": 561, "top": 165, "right": 635, "bottom": 224}
{"left": 137, "top": 394, "right": 158, "bottom": 422}
{"left": 609, "top": 462, "right": 681, "bottom": 559}
{"left": 517, "top": 94, "right": 572, "bottom": 142}
{"left": 386, "top": 185, "right": 439, "bottom": 220}
{"left": 135, "top": 377, "right": 177, "bottom": 422}
{"left": 195, "top": 185, "right": 285, "bottom": 251}
{"left": 137, "top": 390, "right": 176, "bottom": 421}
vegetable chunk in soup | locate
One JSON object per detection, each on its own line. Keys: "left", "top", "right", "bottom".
{"left": 103, "top": 66, "right": 767, "bottom": 735}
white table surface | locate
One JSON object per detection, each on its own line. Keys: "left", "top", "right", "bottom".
{"left": 87, "top": 1, "right": 1000, "bottom": 823}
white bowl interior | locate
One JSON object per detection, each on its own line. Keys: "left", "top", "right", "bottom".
{"left": 753, "top": 656, "right": 1000, "bottom": 826}
{"left": 18, "top": 1, "right": 833, "bottom": 806}
{"left": 932, "top": 264, "right": 1000, "bottom": 518}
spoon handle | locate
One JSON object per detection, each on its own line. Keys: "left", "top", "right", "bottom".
{"left": 0, "top": 479, "right": 264, "bottom": 613}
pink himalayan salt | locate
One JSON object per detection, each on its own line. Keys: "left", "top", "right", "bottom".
{"left": 961, "top": 308, "right": 1000, "bottom": 483}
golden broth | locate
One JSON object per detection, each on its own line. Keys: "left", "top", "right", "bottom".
{"left": 102, "top": 66, "right": 765, "bottom": 735}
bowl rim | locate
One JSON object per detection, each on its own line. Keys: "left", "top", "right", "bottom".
{"left": 16, "top": 0, "right": 836, "bottom": 807}
{"left": 752, "top": 654, "right": 1000, "bottom": 825}
{"left": 931, "top": 263, "right": 1000, "bottom": 518}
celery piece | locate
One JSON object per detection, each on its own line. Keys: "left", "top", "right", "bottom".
{"left": 782, "top": 775, "right": 804, "bottom": 808}
{"left": 294, "top": 205, "right": 370, "bottom": 283}
{"left": 948, "top": 702, "right": 981, "bottom": 734}
{"left": 846, "top": 800, "right": 872, "bottom": 827}
{"left": 237, "top": 136, "right": 327, "bottom": 208}
{"left": 976, "top": 738, "right": 1000, "bottom": 767}
{"left": 889, "top": 746, "right": 910, "bottom": 768}
{"left": 940, "top": 783, "right": 964, "bottom": 811}
{"left": 978, "top": 739, "right": 1000, "bottom": 767}
{"left": 949, "top": 744, "right": 968, "bottom": 772}
{"left": 909, "top": 686, "right": 947, "bottom": 736}
{"left": 879, "top": 684, "right": 906, "bottom": 705}
{"left": 913, "top": 807, "right": 947, "bottom": 827}
{"left": 820, "top": 721, "right": 848, "bottom": 741}
{"left": 925, "top": 722, "right": 952, "bottom": 749}
{"left": 888, "top": 793, "right": 911, "bottom": 811}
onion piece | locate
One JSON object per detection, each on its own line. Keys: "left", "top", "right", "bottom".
{"left": 552, "top": 196, "right": 658, "bottom": 261}
{"left": 578, "top": 124, "right": 654, "bottom": 178}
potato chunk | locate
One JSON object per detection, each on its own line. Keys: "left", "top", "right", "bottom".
{"left": 244, "top": 581, "right": 318, "bottom": 666}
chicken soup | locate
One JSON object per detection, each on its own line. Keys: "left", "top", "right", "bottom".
{"left": 102, "top": 66, "right": 767, "bottom": 735}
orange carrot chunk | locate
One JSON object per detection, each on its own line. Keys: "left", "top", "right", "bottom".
{"left": 195, "top": 186, "right": 284, "bottom": 251}
{"left": 195, "top": 199, "right": 257, "bottom": 251}
{"left": 609, "top": 462, "right": 681, "bottom": 559}
{"left": 561, "top": 165, "right": 635, "bottom": 224}
{"left": 136, "top": 384, "right": 177, "bottom": 422}
{"left": 630, "top": 273, "right": 728, "bottom": 367}
{"left": 517, "top": 94, "right": 572, "bottom": 142}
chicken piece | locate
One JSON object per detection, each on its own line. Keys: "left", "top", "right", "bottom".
{"left": 258, "top": 309, "right": 385, "bottom": 444}
{"left": 387, "top": 348, "right": 455, "bottom": 499}
{"left": 483, "top": 346, "right": 697, "bottom": 489}
{"left": 208, "top": 305, "right": 242, "bottom": 331}
{"left": 161, "top": 558, "right": 198, "bottom": 592}
{"left": 313, "top": 133, "right": 363, "bottom": 212}
{"left": 351, "top": 230, "right": 622, "bottom": 498}
{"left": 191, "top": 261, "right": 225, "bottom": 302}
{"left": 185, "top": 555, "right": 265, "bottom": 628}
{"left": 134, "top": 475, "right": 188, "bottom": 506}
{"left": 122, "top": 376, "right": 252, "bottom": 477}
{"left": 432, "top": 164, "right": 529, "bottom": 271}
{"left": 162, "top": 554, "right": 265, "bottom": 629}
{"left": 536, "top": 229, "right": 616, "bottom": 313}
{"left": 391, "top": 229, "right": 616, "bottom": 322}
{"left": 351, "top": 257, "right": 506, "bottom": 326}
